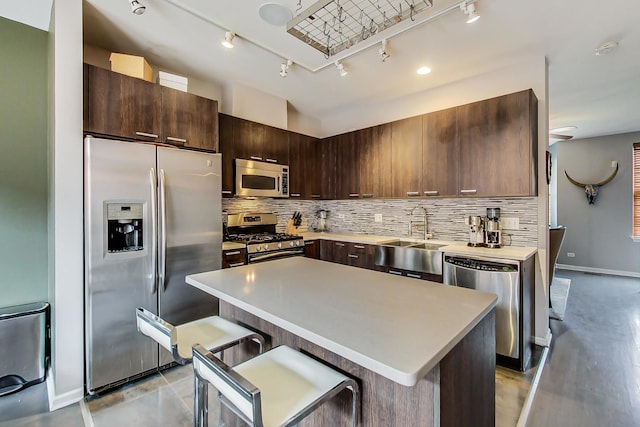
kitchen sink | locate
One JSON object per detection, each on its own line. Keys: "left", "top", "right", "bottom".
{"left": 375, "top": 240, "right": 445, "bottom": 275}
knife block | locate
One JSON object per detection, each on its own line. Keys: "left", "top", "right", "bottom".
{"left": 285, "top": 219, "right": 299, "bottom": 235}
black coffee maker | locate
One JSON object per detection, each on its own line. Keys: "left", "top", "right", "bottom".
{"left": 485, "top": 208, "right": 502, "bottom": 249}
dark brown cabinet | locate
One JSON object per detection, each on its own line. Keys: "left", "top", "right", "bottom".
{"left": 335, "top": 133, "right": 359, "bottom": 199}
{"left": 232, "top": 117, "right": 265, "bottom": 162}
{"left": 84, "top": 64, "right": 219, "bottom": 151}
{"left": 422, "top": 107, "right": 458, "bottom": 197}
{"left": 289, "top": 133, "right": 321, "bottom": 199}
{"left": 263, "top": 126, "right": 289, "bottom": 165}
{"left": 359, "top": 124, "right": 393, "bottom": 199}
{"left": 219, "top": 113, "right": 235, "bottom": 197}
{"left": 457, "top": 90, "right": 538, "bottom": 197}
{"left": 222, "top": 248, "right": 247, "bottom": 268}
{"left": 321, "top": 137, "right": 338, "bottom": 199}
{"left": 303, "top": 240, "right": 320, "bottom": 259}
{"left": 391, "top": 116, "right": 423, "bottom": 198}
{"left": 346, "top": 242, "right": 376, "bottom": 269}
{"left": 304, "top": 138, "right": 323, "bottom": 200}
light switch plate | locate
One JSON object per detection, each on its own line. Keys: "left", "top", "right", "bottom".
{"left": 500, "top": 217, "right": 520, "bottom": 230}
{"left": 374, "top": 213, "right": 383, "bottom": 223}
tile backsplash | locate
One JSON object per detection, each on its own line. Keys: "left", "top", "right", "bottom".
{"left": 222, "top": 197, "right": 539, "bottom": 247}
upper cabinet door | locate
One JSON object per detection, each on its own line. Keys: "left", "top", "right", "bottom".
{"left": 422, "top": 108, "right": 458, "bottom": 197}
{"left": 218, "top": 113, "right": 234, "bottom": 197}
{"left": 232, "top": 117, "right": 265, "bottom": 161}
{"left": 335, "top": 132, "right": 359, "bottom": 199}
{"left": 84, "top": 64, "right": 161, "bottom": 142}
{"left": 160, "top": 86, "right": 218, "bottom": 152}
{"left": 288, "top": 132, "right": 305, "bottom": 198}
{"left": 304, "top": 137, "right": 322, "bottom": 200}
{"left": 391, "top": 116, "right": 423, "bottom": 198}
{"left": 457, "top": 90, "right": 537, "bottom": 197}
{"left": 359, "top": 123, "right": 392, "bottom": 199}
{"left": 263, "top": 126, "right": 289, "bottom": 165}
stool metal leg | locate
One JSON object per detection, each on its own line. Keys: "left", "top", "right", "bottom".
{"left": 194, "top": 372, "right": 209, "bottom": 427}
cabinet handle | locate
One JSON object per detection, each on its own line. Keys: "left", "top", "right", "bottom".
{"left": 166, "top": 136, "right": 187, "bottom": 145}
{"left": 290, "top": 193, "right": 301, "bottom": 197}
{"left": 311, "top": 195, "right": 321, "bottom": 198}
{"left": 304, "top": 241, "right": 316, "bottom": 246}
{"left": 135, "top": 131, "right": 159, "bottom": 139}
{"left": 228, "top": 262, "right": 245, "bottom": 268}
{"left": 460, "top": 189, "right": 477, "bottom": 194}
{"left": 353, "top": 245, "right": 365, "bottom": 249}
{"left": 348, "top": 254, "right": 359, "bottom": 259}
{"left": 335, "top": 243, "right": 345, "bottom": 247}
{"left": 406, "top": 191, "right": 420, "bottom": 197}
{"left": 266, "top": 158, "right": 278, "bottom": 163}
{"left": 362, "top": 193, "right": 374, "bottom": 198}
{"left": 349, "top": 193, "right": 360, "bottom": 198}
{"left": 224, "top": 251, "right": 241, "bottom": 256}
{"left": 407, "top": 273, "right": 422, "bottom": 279}
{"left": 222, "top": 190, "right": 233, "bottom": 195}
{"left": 389, "top": 270, "right": 403, "bottom": 275}
{"left": 424, "top": 190, "right": 439, "bottom": 196}
{"left": 250, "top": 156, "right": 263, "bottom": 161}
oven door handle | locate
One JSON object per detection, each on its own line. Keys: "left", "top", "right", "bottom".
{"left": 249, "top": 249, "right": 304, "bottom": 262}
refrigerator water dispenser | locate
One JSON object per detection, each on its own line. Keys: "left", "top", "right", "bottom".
{"left": 106, "top": 203, "right": 144, "bottom": 253}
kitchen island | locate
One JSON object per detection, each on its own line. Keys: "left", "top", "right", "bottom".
{"left": 187, "top": 257, "right": 497, "bottom": 426}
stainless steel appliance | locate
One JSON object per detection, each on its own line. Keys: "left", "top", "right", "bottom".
{"left": 84, "top": 136, "right": 222, "bottom": 394}
{"left": 466, "top": 216, "right": 485, "bottom": 247}
{"left": 485, "top": 207, "right": 502, "bottom": 248}
{"left": 235, "top": 158, "right": 289, "bottom": 198}
{"left": 226, "top": 213, "right": 304, "bottom": 263}
{"left": 443, "top": 255, "right": 520, "bottom": 359}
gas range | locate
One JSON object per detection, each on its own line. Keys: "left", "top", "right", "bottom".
{"left": 225, "top": 213, "right": 304, "bottom": 262}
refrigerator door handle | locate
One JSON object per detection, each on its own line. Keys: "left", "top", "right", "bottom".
{"left": 150, "top": 168, "right": 158, "bottom": 294}
{"left": 159, "top": 169, "right": 168, "bottom": 291}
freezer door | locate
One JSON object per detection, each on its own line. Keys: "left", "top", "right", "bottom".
{"left": 84, "top": 137, "right": 159, "bottom": 393}
{"left": 157, "top": 147, "right": 222, "bottom": 365}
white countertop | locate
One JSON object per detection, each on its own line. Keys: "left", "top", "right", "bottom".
{"left": 187, "top": 257, "right": 497, "bottom": 386}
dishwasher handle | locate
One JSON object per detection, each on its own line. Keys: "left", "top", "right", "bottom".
{"left": 443, "top": 255, "right": 518, "bottom": 272}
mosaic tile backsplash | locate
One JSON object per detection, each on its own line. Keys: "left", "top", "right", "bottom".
{"left": 222, "top": 197, "right": 539, "bottom": 247}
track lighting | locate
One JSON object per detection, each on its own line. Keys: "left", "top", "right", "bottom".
{"left": 129, "top": 0, "right": 146, "bottom": 15}
{"left": 460, "top": 1, "right": 480, "bottom": 23}
{"left": 221, "top": 32, "right": 235, "bottom": 49}
{"left": 378, "top": 39, "right": 391, "bottom": 62}
{"left": 335, "top": 61, "right": 348, "bottom": 77}
{"left": 280, "top": 59, "right": 293, "bottom": 78}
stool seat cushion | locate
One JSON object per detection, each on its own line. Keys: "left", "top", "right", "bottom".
{"left": 175, "top": 316, "right": 259, "bottom": 360}
{"left": 234, "top": 346, "right": 350, "bottom": 427}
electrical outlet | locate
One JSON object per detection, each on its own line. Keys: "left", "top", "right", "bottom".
{"left": 500, "top": 217, "right": 520, "bottom": 230}
{"left": 567, "top": 252, "right": 576, "bottom": 258}
{"left": 337, "top": 213, "right": 345, "bottom": 219}
{"left": 374, "top": 213, "right": 383, "bottom": 223}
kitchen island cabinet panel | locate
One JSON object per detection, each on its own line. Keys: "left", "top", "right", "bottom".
{"left": 422, "top": 107, "right": 459, "bottom": 197}
{"left": 160, "top": 86, "right": 218, "bottom": 151}
{"left": 457, "top": 89, "right": 538, "bottom": 197}
{"left": 391, "top": 116, "right": 423, "bottom": 198}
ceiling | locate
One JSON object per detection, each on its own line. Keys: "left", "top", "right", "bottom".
{"left": 9, "top": 0, "right": 640, "bottom": 141}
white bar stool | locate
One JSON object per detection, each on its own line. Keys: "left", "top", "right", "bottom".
{"left": 192, "top": 343, "right": 360, "bottom": 427}
{"left": 136, "top": 307, "right": 265, "bottom": 365}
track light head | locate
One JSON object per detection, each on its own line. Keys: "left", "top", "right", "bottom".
{"left": 335, "top": 61, "right": 348, "bottom": 77}
{"left": 129, "top": 0, "right": 146, "bottom": 15}
{"left": 460, "top": 1, "right": 480, "bottom": 23}
{"left": 280, "top": 59, "right": 293, "bottom": 78}
{"left": 378, "top": 39, "right": 391, "bottom": 62}
{"left": 222, "top": 32, "right": 236, "bottom": 49}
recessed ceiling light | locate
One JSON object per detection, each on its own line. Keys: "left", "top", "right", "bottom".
{"left": 417, "top": 66, "right": 432, "bottom": 75}
{"left": 259, "top": 3, "right": 293, "bottom": 26}
{"left": 550, "top": 126, "right": 577, "bottom": 133}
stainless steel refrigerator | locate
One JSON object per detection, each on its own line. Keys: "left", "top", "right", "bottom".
{"left": 84, "top": 136, "right": 222, "bottom": 394}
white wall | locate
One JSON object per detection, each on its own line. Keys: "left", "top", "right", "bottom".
{"left": 47, "top": 0, "right": 84, "bottom": 409}
{"left": 225, "top": 82, "right": 288, "bottom": 130}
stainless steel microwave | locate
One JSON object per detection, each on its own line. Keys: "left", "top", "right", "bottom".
{"left": 235, "top": 158, "right": 289, "bottom": 198}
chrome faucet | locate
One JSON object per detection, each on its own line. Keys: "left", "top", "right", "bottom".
{"left": 409, "top": 206, "right": 432, "bottom": 240}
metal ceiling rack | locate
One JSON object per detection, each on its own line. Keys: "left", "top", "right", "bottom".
{"left": 288, "top": 0, "right": 433, "bottom": 58}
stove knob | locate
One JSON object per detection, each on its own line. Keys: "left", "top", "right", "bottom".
{"left": 277, "top": 242, "right": 282, "bottom": 249}
{"left": 295, "top": 240, "right": 301, "bottom": 246}
{"left": 256, "top": 245, "right": 262, "bottom": 252}
{"left": 289, "top": 241, "right": 294, "bottom": 247}
{"left": 264, "top": 244, "right": 269, "bottom": 251}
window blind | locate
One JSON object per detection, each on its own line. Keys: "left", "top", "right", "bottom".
{"left": 634, "top": 143, "right": 640, "bottom": 236}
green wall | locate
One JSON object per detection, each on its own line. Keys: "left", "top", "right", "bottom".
{"left": 0, "top": 17, "right": 49, "bottom": 308}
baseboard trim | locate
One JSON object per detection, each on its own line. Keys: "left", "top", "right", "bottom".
{"left": 557, "top": 264, "right": 640, "bottom": 278}
{"left": 46, "top": 369, "right": 84, "bottom": 411}
{"left": 516, "top": 345, "right": 550, "bottom": 427}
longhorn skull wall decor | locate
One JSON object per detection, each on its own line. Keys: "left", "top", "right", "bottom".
{"left": 564, "top": 163, "right": 619, "bottom": 205}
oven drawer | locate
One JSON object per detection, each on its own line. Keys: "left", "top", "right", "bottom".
{"left": 222, "top": 248, "right": 247, "bottom": 268}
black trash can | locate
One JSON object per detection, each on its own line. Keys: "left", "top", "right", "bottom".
{"left": 0, "top": 302, "right": 50, "bottom": 397}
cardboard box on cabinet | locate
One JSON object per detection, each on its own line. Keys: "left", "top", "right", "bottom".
{"left": 109, "top": 53, "right": 153, "bottom": 82}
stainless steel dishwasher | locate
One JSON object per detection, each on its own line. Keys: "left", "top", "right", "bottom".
{"left": 443, "top": 254, "right": 520, "bottom": 359}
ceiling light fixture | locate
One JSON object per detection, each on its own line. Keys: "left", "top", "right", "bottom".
{"left": 335, "top": 61, "right": 348, "bottom": 77}
{"left": 417, "top": 66, "right": 432, "bottom": 75}
{"left": 280, "top": 59, "right": 293, "bottom": 77}
{"left": 595, "top": 41, "right": 619, "bottom": 55}
{"left": 221, "top": 31, "right": 236, "bottom": 49}
{"left": 378, "top": 39, "right": 391, "bottom": 62}
{"left": 129, "top": 0, "right": 146, "bottom": 15}
{"left": 460, "top": 1, "right": 480, "bottom": 23}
